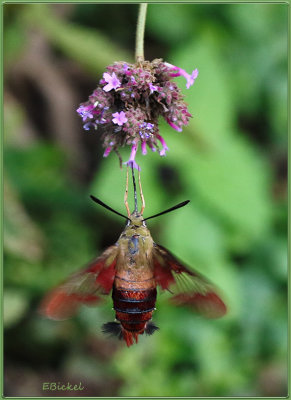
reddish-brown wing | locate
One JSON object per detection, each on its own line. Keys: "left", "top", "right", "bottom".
{"left": 153, "top": 244, "right": 227, "bottom": 318}
{"left": 40, "top": 245, "right": 118, "bottom": 320}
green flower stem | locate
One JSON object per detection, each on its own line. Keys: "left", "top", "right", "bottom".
{"left": 135, "top": 3, "right": 148, "bottom": 63}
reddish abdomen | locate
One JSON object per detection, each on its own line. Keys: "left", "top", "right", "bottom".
{"left": 112, "top": 286, "right": 157, "bottom": 333}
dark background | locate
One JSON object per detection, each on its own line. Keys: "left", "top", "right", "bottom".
{"left": 4, "top": 3, "right": 288, "bottom": 397}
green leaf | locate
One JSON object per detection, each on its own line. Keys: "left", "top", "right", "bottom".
{"left": 159, "top": 122, "right": 272, "bottom": 242}
{"left": 4, "top": 177, "right": 45, "bottom": 262}
{"left": 19, "top": 4, "right": 132, "bottom": 74}
{"left": 4, "top": 289, "right": 29, "bottom": 328}
{"left": 188, "top": 136, "right": 272, "bottom": 238}
{"left": 3, "top": 19, "right": 26, "bottom": 67}
{"left": 160, "top": 203, "right": 225, "bottom": 265}
{"left": 147, "top": 4, "right": 195, "bottom": 46}
{"left": 171, "top": 31, "right": 235, "bottom": 143}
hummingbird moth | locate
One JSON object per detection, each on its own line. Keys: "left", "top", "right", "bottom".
{"left": 40, "top": 168, "right": 226, "bottom": 347}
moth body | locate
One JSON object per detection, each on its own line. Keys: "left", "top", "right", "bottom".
{"left": 40, "top": 172, "right": 226, "bottom": 347}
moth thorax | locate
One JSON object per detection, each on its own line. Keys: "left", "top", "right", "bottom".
{"left": 130, "top": 213, "right": 144, "bottom": 227}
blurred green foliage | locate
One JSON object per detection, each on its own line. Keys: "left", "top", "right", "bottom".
{"left": 4, "top": 3, "right": 287, "bottom": 397}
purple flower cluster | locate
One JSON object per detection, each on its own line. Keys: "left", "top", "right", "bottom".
{"left": 77, "top": 59, "right": 198, "bottom": 169}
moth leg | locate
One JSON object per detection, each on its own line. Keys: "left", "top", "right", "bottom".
{"left": 138, "top": 169, "right": 145, "bottom": 215}
{"left": 124, "top": 167, "right": 131, "bottom": 217}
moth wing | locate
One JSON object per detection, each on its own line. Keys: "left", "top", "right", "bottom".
{"left": 153, "top": 244, "right": 226, "bottom": 318}
{"left": 40, "top": 245, "right": 118, "bottom": 320}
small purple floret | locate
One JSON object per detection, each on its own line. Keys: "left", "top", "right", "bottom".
{"left": 157, "top": 134, "right": 169, "bottom": 156}
{"left": 165, "top": 63, "right": 199, "bottom": 89}
{"left": 127, "top": 160, "right": 140, "bottom": 171}
{"left": 125, "top": 142, "right": 140, "bottom": 171}
{"left": 83, "top": 122, "right": 94, "bottom": 130}
{"left": 103, "top": 146, "right": 112, "bottom": 157}
{"left": 148, "top": 143, "right": 157, "bottom": 152}
{"left": 149, "top": 83, "right": 158, "bottom": 93}
{"left": 112, "top": 111, "right": 128, "bottom": 126}
{"left": 186, "top": 69, "right": 199, "bottom": 89}
{"left": 103, "top": 72, "right": 121, "bottom": 92}
{"left": 77, "top": 104, "right": 94, "bottom": 122}
{"left": 166, "top": 118, "right": 182, "bottom": 132}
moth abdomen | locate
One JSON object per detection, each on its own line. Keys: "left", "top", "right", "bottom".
{"left": 111, "top": 286, "right": 157, "bottom": 345}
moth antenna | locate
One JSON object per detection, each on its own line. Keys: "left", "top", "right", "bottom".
{"left": 143, "top": 200, "right": 190, "bottom": 221}
{"left": 90, "top": 195, "right": 129, "bottom": 220}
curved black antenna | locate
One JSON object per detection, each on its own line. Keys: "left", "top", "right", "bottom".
{"left": 90, "top": 195, "right": 129, "bottom": 220}
{"left": 143, "top": 200, "right": 190, "bottom": 222}
{"left": 131, "top": 165, "right": 138, "bottom": 213}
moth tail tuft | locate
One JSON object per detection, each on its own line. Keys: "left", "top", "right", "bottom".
{"left": 145, "top": 321, "right": 159, "bottom": 335}
{"left": 103, "top": 322, "right": 157, "bottom": 346}
{"left": 102, "top": 321, "right": 123, "bottom": 340}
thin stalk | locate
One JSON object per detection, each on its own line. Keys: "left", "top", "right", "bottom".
{"left": 131, "top": 166, "right": 138, "bottom": 213}
{"left": 135, "top": 3, "right": 148, "bottom": 63}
